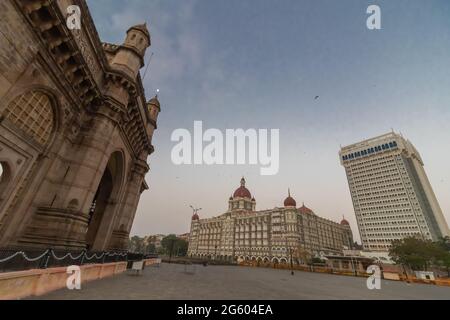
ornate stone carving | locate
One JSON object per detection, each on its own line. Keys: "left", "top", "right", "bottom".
{"left": 71, "top": 28, "right": 102, "bottom": 85}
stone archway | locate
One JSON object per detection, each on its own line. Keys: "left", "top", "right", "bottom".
{"left": 0, "top": 161, "right": 12, "bottom": 199}
{"left": 86, "top": 151, "right": 125, "bottom": 251}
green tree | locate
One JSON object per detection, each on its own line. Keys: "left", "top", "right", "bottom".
{"left": 176, "top": 239, "right": 188, "bottom": 256}
{"left": 146, "top": 243, "right": 156, "bottom": 254}
{"left": 161, "top": 234, "right": 189, "bottom": 257}
{"left": 389, "top": 236, "right": 440, "bottom": 271}
{"left": 161, "top": 234, "right": 178, "bottom": 255}
{"left": 294, "top": 246, "right": 311, "bottom": 265}
{"left": 438, "top": 236, "right": 450, "bottom": 251}
{"left": 129, "top": 235, "right": 145, "bottom": 253}
{"left": 436, "top": 237, "right": 450, "bottom": 277}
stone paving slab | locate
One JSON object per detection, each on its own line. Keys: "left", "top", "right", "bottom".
{"left": 32, "top": 263, "right": 450, "bottom": 300}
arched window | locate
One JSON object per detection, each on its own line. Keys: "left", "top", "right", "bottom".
{"left": 4, "top": 90, "right": 54, "bottom": 145}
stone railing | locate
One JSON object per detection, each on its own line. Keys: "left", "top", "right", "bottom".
{"left": 0, "top": 261, "right": 127, "bottom": 300}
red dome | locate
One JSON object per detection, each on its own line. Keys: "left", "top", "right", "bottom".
{"left": 298, "top": 204, "right": 314, "bottom": 215}
{"left": 233, "top": 177, "right": 252, "bottom": 199}
{"left": 284, "top": 197, "right": 296, "bottom": 207}
{"left": 233, "top": 187, "right": 251, "bottom": 198}
{"left": 192, "top": 213, "right": 199, "bottom": 220}
{"left": 341, "top": 218, "right": 350, "bottom": 226}
{"left": 283, "top": 189, "right": 296, "bottom": 207}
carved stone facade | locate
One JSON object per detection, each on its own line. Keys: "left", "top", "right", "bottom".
{"left": 188, "top": 178, "right": 354, "bottom": 263}
{"left": 0, "top": 0, "right": 160, "bottom": 251}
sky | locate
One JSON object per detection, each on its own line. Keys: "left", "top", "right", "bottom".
{"left": 86, "top": 0, "right": 450, "bottom": 242}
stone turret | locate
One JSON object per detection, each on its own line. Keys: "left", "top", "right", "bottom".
{"left": 147, "top": 95, "right": 160, "bottom": 125}
{"left": 111, "top": 23, "right": 151, "bottom": 78}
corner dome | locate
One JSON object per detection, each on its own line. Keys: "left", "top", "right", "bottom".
{"left": 341, "top": 217, "right": 350, "bottom": 226}
{"left": 298, "top": 203, "right": 314, "bottom": 215}
{"left": 127, "top": 23, "right": 151, "bottom": 43}
{"left": 148, "top": 95, "right": 160, "bottom": 109}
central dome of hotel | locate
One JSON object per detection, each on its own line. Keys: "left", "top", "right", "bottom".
{"left": 233, "top": 177, "right": 252, "bottom": 199}
{"left": 283, "top": 189, "right": 297, "bottom": 207}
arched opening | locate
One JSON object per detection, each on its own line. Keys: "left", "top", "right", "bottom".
{"left": 86, "top": 151, "right": 124, "bottom": 250}
{"left": 86, "top": 167, "right": 112, "bottom": 250}
{"left": 0, "top": 162, "right": 12, "bottom": 201}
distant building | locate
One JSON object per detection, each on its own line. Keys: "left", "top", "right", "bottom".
{"left": 188, "top": 178, "right": 353, "bottom": 263}
{"left": 145, "top": 234, "right": 165, "bottom": 249}
{"left": 177, "top": 233, "right": 190, "bottom": 242}
{"left": 340, "top": 132, "right": 450, "bottom": 252}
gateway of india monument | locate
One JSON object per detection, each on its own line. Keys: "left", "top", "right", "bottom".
{"left": 0, "top": 0, "right": 160, "bottom": 251}
{"left": 188, "top": 178, "right": 354, "bottom": 264}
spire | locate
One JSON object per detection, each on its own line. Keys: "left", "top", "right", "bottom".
{"left": 284, "top": 188, "right": 296, "bottom": 207}
{"left": 127, "top": 22, "right": 151, "bottom": 43}
{"left": 148, "top": 95, "right": 160, "bottom": 109}
{"left": 240, "top": 177, "right": 246, "bottom": 187}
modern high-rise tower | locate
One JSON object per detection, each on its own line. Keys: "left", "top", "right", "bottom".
{"left": 340, "top": 132, "right": 449, "bottom": 251}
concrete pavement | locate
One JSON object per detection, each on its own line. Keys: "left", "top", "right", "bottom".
{"left": 34, "top": 263, "right": 450, "bottom": 300}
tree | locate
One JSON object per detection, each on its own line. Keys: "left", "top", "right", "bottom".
{"left": 161, "top": 234, "right": 178, "bottom": 255}
{"left": 436, "top": 237, "right": 450, "bottom": 277}
{"left": 146, "top": 243, "right": 156, "bottom": 254}
{"left": 161, "top": 234, "right": 189, "bottom": 257}
{"left": 129, "top": 235, "right": 146, "bottom": 253}
{"left": 438, "top": 236, "right": 450, "bottom": 251}
{"left": 293, "top": 246, "right": 311, "bottom": 265}
{"left": 176, "top": 239, "right": 189, "bottom": 256}
{"left": 310, "top": 257, "right": 325, "bottom": 265}
{"left": 389, "top": 236, "right": 442, "bottom": 271}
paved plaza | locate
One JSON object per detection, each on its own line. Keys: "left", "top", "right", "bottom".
{"left": 35, "top": 263, "right": 450, "bottom": 300}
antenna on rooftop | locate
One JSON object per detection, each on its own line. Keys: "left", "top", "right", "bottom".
{"left": 142, "top": 52, "right": 154, "bottom": 81}
{"left": 190, "top": 205, "right": 202, "bottom": 215}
